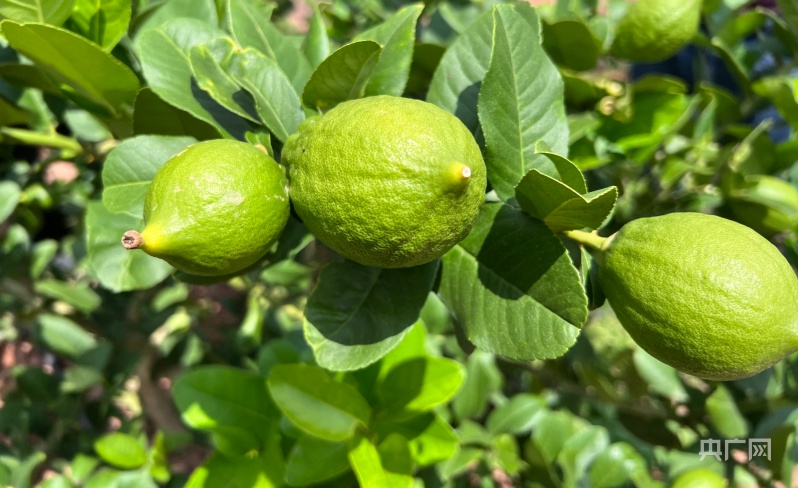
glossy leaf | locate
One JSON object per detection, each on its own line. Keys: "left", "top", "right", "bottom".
{"left": 102, "top": 135, "right": 197, "bottom": 217}
{"left": 707, "top": 385, "right": 748, "bottom": 438}
{"left": 227, "top": 0, "right": 312, "bottom": 95}
{"left": 267, "top": 364, "right": 371, "bottom": 441}
{"left": 0, "top": 0, "right": 74, "bottom": 25}
{"left": 427, "top": 8, "right": 493, "bottom": 135}
{"left": 354, "top": 3, "right": 423, "bottom": 97}
{"left": 374, "top": 413, "right": 458, "bottom": 467}
{"left": 94, "top": 433, "right": 147, "bottom": 470}
{"left": 304, "top": 259, "right": 438, "bottom": 372}
{"left": 68, "top": 0, "right": 131, "bottom": 51}
{"left": 285, "top": 435, "right": 350, "bottom": 486}
{"left": 172, "top": 365, "right": 277, "bottom": 440}
{"left": 439, "top": 203, "right": 586, "bottom": 360}
{"left": 477, "top": 5, "right": 569, "bottom": 200}
{"left": 85, "top": 201, "right": 173, "bottom": 292}
{"left": 377, "top": 357, "right": 464, "bottom": 417}
{"left": 188, "top": 38, "right": 260, "bottom": 123}
{"left": 302, "top": 40, "right": 382, "bottom": 111}
{"left": 486, "top": 393, "right": 546, "bottom": 435}
{"left": 34, "top": 280, "right": 101, "bottom": 314}
{"left": 541, "top": 18, "right": 600, "bottom": 71}
{"left": 452, "top": 350, "right": 503, "bottom": 420}
{"left": 0, "top": 21, "right": 138, "bottom": 120}
{"left": 137, "top": 19, "right": 250, "bottom": 139}
{"left": 0, "top": 180, "right": 20, "bottom": 222}
{"left": 302, "top": 4, "right": 330, "bottom": 69}
{"left": 348, "top": 433, "right": 413, "bottom": 488}
{"left": 36, "top": 314, "right": 97, "bottom": 359}
{"left": 226, "top": 47, "right": 305, "bottom": 142}
{"left": 515, "top": 170, "right": 618, "bottom": 233}
{"left": 133, "top": 88, "right": 220, "bottom": 140}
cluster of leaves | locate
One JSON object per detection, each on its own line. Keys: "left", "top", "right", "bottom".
{"left": 0, "top": 0, "right": 797, "bottom": 486}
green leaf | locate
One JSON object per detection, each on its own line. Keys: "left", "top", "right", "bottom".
{"left": 285, "top": 434, "right": 350, "bottom": 486}
{"left": 377, "top": 357, "right": 464, "bottom": 418}
{"left": 354, "top": 3, "right": 423, "bottom": 97}
{"left": 486, "top": 393, "right": 546, "bottom": 435}
{"left": 526, "top": 410, "right": 584, "bottom": 464}
{"left": 68, "top": 0, "right": 131, "bottom": 51}
{"left": 304, "top": 259, "right": 438, "bottom": 372}
{"left": 172, "top": 365, "right": 277, "bottom": 440}
{"left": 226, "top": 0, "right": 312, "bottom": 95}
{"left": 30, "top": 239, "right": 58, "bottom": 278}
{"left": 587, "top": 442, "right": 647, "bottom": 488}
{"left": 427, "top": 8, "right": 493, "bottom": 136}
{"left": 0, "top": 181, "right": 20, "bottom": 222}
{"left": 633, "top": 349, "right": 689, "bottom": 402}
{"left": 34, "top": 279, "right": 101, "bottom": 314}
{"left": 302, "top": 40, "right": 382, "bottom": 111}
{"left": 225, "top": 47, "right": 306, "bottom": 142}
{"left": 186, "top": 450, "right": 284, "bottom": 488}
{"left": 492, "top": 434, "right": 523, "bottom": 475}
{"left": 0, "top": 127, "right": 81, "bottom": 152}
{"left": 94, "top": 433, "right": 147, "bottom": 470}
{"left": 267, "top": 364, "right": 371, "bottom": 441}
{"left": 133, "top": 88, "right": 220, "bottom": 140}
{"left": 131, "top": 0, "right": 217, "bottom": 39}
{"left": 36, "top": 314, "right": 98, "bottom": 359}
{"left": 439, "top": 203, "right": 586, "bottom": 360}
{"left": 477, "top": 5, "right": 569, "bottom": 200}
{"left": 374, "top": 413, "right": 458, "bottom": 467}
{"left": 0, "top": 0, "right": 74, "bottom": 25}
{"left": 0, "top": 21, "right": 138, "bottom": 121}
{"left": 188, "top": 38, "right": 260, "bottom": 123}
{"left": 706, "top": 385, "right": 748, "bottom": 439}
{"left": 452, "top": 350, "right": 503, "bottom": 420}
{"left": 302, "top": 4, "right": 330, "bottom": 69}
{"left": 557, "top": 426, "right": 610, "bottom": 486}
{"left": 752, "top": 77, "right": 798, "bottom": 129}
{"left": 102, "top": 135, "right": 197, "bottom": 217}
{"left": 137, "top": 19, "right": 250, "bottom": 139}
{"left": 348, "top": 433, "right": 413, "bottom": 488}
{"left": 515, "top": 170, "right": 618, "bottom": 233}
{"left": 541, "top": 18, "right": 600, "bottom": 71}
{"left": 777, "top": 0, "right": 798, "bottom": 32}
{"left": 89, "top": 241, "right": 141, "bottom": 286}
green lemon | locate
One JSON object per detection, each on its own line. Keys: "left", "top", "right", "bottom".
{"left": 122, "top": 139, "right": 289, "bottom": 276}
{"left": 283, "top": 96, "right": 487, "bottom": 268}
{"left": 597, "top": 212, "right": 798, "bottom": 380}
{"left": 671, "top": 468, "right": 726, "bottom": 488}
{"left": 610, "top": 0, "right": 702, "bottom": 63}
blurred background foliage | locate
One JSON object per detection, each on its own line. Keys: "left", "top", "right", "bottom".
{"left": 0, "top": 0, "right": 797, "bottom": 486}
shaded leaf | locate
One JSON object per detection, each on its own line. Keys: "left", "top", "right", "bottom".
{"left": 477, "top": 5, "right": 569, "bottom": 200}
{"left": 541, "top": 18, "right": 600, "bottom": 71}
{"left": 355, "top": 3, "right": 423, "bottom": 97}
{"left": 377, "top": 357, "right": 464, "bottom": 418}
{"left": 302, "top": 4, "right": 330, "bottom": 69}
{"left": 452, "top": 350, "right": 502, "bottom": 420}
{"left": 133, "top": 88, "right": 220, "bottom": 140}
{"left": 302, "top": 40, "right": 382, "bottom": 111}
{"left": 304, "top": 259, "right": 438, "bottom": 372}
{"left": 36, "top": 314, "right": 97, "bottom": 359}
{"left": 439, "top": 203, "right": 586, "bottom": 360}
{"left": 0, "top": 180, "right": 20, "bottom": 222}
{"left": 285, "top": 435, "right": 350, "bottom": 486}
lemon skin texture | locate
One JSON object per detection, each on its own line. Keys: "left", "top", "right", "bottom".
{"left": 598, "top": 212, "right": 798, "bottom": 380}
{"left": 139, "top": 140, "right": 289, "bottom": 276}
{"left": 283, "top": 96, "right": 487, "bottom": 268}
{"left": 671, "top": 468, "right": 725, "bottom": 488}
{"left": 610, "top": 0, "right": 702, "bottom": 63}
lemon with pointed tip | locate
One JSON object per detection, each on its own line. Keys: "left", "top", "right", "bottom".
{"left": 122, "top": 139, "right": 289, "bottom": 276}
{"left": 597, "top": 212, "right": 798, "bottom": 380}
{"left": 283, "top": 96, "right": 487, "bottom": 268}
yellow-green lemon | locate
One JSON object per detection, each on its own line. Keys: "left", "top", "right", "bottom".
{"left": 610, "top": 0, "right": 702, "bottom": 63}
{"left": 123, "top": 140, "right": 289, "bottom": 276}
{"left": 598, "top": 212, "right": 798, "bottom": 380}
{"left": 671, "top": 468, "right": 726, "bottom": 488}
{"left": 283, "top": 96, "right": 487, "bottom": 268}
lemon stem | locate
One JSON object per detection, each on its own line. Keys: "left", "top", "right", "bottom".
{"left": 122, "top": 230, "right": 143, "bottom": 250}
{"left": 562, "top": 229, "right": 608, "bottom": 253}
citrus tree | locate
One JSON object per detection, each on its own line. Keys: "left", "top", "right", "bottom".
{"left": 1, "top": 0, "right": 798, "bottom": 486}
